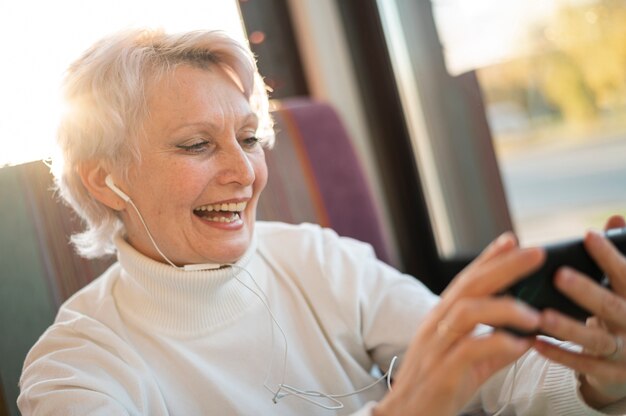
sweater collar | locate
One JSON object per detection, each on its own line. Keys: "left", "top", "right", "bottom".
{"left": 113, "top": 232, "right": 262, "bottom": 337}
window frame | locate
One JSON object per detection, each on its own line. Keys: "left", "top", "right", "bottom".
{"left": 241, "top": 0, "right": 511, "bottom": 292}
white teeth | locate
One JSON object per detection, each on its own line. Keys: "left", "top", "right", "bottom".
{"left": 204, "top": 213, "right": 240, "bottom": 222}
{"left": 194, "top": 201, "right": 248, "bottom": 213}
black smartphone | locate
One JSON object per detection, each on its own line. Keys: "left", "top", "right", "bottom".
{"left": 507, "top": 226, "right": 626, "bottom": 322}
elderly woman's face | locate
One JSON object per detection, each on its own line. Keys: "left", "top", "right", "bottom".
{"left": 120, "top": 65, "right": 267, "bottom": 265}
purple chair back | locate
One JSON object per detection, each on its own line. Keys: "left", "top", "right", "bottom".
{"left": 258, "top": 98, "right": 392, "bottom": 263}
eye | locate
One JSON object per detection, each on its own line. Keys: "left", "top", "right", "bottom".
{"left": 241, "top": 136, "right": 261, "bottom": 149}
{"left": 176, "top": 140, "right": 212, "bottom": 154}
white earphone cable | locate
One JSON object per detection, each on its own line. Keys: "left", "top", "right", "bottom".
{"left": 492, "top": 359, "right": 518, "bottom": 416}
{"left": 126, "top": 198, "right": 183, "bottom": 270}
{"left": 123, "top": 191, "right": 517, "bottom": 412}
{"left": 230, "top": 264, "right": 397, "bottom": 410}
{"left": 110, "top": 175, "right": 520, "bottom": 412}
{"left": 112, "top": 179, "right": 413, "bottom": 409}
{"left": 121, "top": 191, "right": 220, "bottom": 271}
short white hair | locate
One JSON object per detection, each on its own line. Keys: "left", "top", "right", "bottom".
{"left": 54, "top": 28, "right": 273, "bottom": 258}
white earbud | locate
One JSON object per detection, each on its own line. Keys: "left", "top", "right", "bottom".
{"left": 105, "top": 175, "right": 131, "bottom": 202}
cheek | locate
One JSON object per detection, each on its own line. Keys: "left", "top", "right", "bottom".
{"left": 146, "top": 164, "right": 207, "bottom": 208}
{"left": 174, "top": 179, "right": 209, "bottom": 206}
{"left": 253, "top": 155, "right": 268, "bottom": 194}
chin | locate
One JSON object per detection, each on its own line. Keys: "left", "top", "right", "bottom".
{"left": 188, "top": 226, "right": 254, "bottom": 265}
{"left": 203, "top": 244, "right": 250, "bottom": 265}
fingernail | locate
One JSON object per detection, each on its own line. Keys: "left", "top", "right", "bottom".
{"left": 586, "top": 230, "right": 603, "bottom": 246}
{"left": 542, "top": 310, "right": 557, "bottom": 328}
{"left": 525, "top": 246, "right": 544, "bottom": 259}
{"left": 495, "top": 232, "right": 512, "bottom": 248}
{"left": 557, "top": 267, "right": 575, "bottom": 285}
{"left": 516, "top": 301, "right": 540, "bottom": 324}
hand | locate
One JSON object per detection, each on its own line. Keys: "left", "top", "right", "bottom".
{"left": 374, "top": 233, "right": 544, "bottom": 416}
{"left": 534, "top": 215, "right": 626, "bottom": 409}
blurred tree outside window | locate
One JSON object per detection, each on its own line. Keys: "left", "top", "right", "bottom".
{"left": 433, "top": 0, "right": 626, "bottom": 245}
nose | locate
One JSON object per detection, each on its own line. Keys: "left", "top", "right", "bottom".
{"left": 216, "top": 144, "right": 255, "bottom": 186}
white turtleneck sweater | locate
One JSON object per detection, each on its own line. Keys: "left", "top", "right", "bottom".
{"left": 17, "top": 222, "right": 625, "bottom": 415}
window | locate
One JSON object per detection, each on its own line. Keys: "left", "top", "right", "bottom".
{"left": 378, "top": 0, "right": 626, "bottom": 255}
{"left": 377, "top": 0, "right": 512, "bottom": 258}
{"left": 0, "top": 0, "right": 244, "bottom": 168}
{"left": 433, "top": 0, "right": 626, "bottom": 246}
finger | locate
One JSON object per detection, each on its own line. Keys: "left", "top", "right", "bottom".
{"left": 554, "top": 267, "right": 626, "bottom": 331}
{"left": 471, "top": 232, "right": 518, "bottom": 268}
{"left": 584, "top": 230, "right": 626, "bottom": 295}
{"left": 605, "top": 215, "right": 626, "bottom": 230}
{"left": 446, "top": 246, "right": 545, "bottom": 300}
{"left": 447, "top": 332, "right": 533, "bottom": 386}
{"left": 587, "top": 316, "right": 611, "bottom": 334}
{"left": 437, "top": 297, "right": 539, "bottom": 347}
{"left": 534, "top": 339, "right": 626, "bottom": 385}
{"left": 539, "top": 309, "right": 616, "bottom": 357}
{"left": 441, "top": 232, "right": 517, "bottom": 298}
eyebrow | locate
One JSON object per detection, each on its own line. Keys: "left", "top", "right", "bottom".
{"left": 169, "top": 112, "right": 259, "bottom": 134}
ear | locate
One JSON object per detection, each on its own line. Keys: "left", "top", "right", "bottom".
{"left": 78, "top": 161, "right": 127, "bottom": 211}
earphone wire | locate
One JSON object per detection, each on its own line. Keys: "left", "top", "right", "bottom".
{"left": 126, "top": 198, "right": 183, "bottom": 270}
{"left": 492, "top": 358, "right": 518, "bottom": 416}
{"left": 230, "top": 264, "right": 397, "bottom": 410}
{"left": 119, "top": 197, "right": 515, "bottom": 413}
{"left": 228, "top": 265, "right": 290, "bottom": 403}
{"left": 117, "top": 182, "right": 397, "bottom": 409}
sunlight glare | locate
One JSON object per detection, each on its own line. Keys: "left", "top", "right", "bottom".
{"left": 0, "top": 0, "right": 245, "bottom": 168}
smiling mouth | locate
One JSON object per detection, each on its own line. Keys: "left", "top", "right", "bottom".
{"left": 193, "top": 202, "right": 247, "bottom": 223}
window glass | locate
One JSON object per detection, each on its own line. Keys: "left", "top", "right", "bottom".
{"left": 433, "top": 0, "right": 626, "bottom": 245}
{"left": 0, "top": 0, "right": 244, "bottom": 168}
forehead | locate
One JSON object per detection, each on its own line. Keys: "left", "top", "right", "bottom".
{"left": 144, "top": 64, "right": 253, "bottom": 127}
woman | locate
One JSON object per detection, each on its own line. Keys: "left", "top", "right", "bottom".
{"left": 18, "top": 28, "right": 626, "bottom": 415}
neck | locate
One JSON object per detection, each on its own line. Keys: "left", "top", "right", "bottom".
{"left": 112, "top": 232, "right": 263, "bottom": 337}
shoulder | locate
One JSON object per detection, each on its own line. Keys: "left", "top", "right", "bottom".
{"left": 19, "top": 263, "right": 151, "bottom": 414}
{"left": 23, "top": 261, "right": 134, "bottom": 363}
{"left": 55, "top": 261, "right": 122, "bottom": 324}
{"left": 254, "top": 221, "right": 423, "bottom": 305}
{"left": 256, "top": 221, "right": 376, "bottom": 264}
{"left": 255, "top": 221, "right": 438, "bottom": 308}
{"left": 255, "top": 221, "right": 381, "bottom": 315}
{"left": 19, "top": 316, "right": 152, "bottom": 414}
{"left": 21, "top": 262, "right": 138, "bottom": 390}
{"left": 253, "top": 222, "right": 439, "bottom": 363}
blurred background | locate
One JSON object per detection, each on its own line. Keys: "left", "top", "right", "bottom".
{"left": 434, "top": 0, "right": 626, "bottom": 246}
